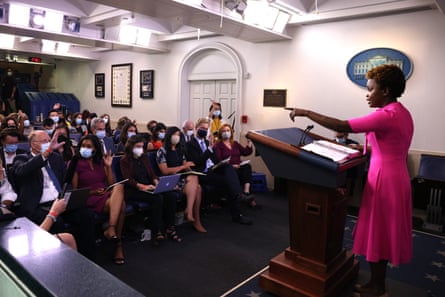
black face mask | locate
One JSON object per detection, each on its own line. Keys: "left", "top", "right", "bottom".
{"left": 197, "top": 129, "right": 207, "bottom": 138}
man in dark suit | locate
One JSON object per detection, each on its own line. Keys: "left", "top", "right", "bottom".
{"left": 186, "top": 118, "right": 253, "bottom": 225}
{"left": 90, "top": 117, "right": 116, "bottom": 154}
{"left": 0, "top": 128, "right": 27, "bottom": 172}
{"left": 179, "top": 119, "right": 195, "bottom": 155}
{"left": 10, "top": 130, "right": 96, "bottom": 259}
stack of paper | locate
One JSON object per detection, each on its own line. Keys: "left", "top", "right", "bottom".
{"left": 302, "top": 140, "right": 361, "bottom": 163}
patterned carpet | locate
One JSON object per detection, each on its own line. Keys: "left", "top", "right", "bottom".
{"left": 223, "top": 216, "right": 445, "bottom": 297}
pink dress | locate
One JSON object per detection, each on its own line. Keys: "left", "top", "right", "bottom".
{"left": 348, "top": 102, "right": 414, "bottom": 266}
{"left": 75, "top": 158, "right": 110, "bottom": 214}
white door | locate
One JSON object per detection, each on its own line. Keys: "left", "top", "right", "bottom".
{"left": 189, "top": 80, "right": 237, "bottom": 125}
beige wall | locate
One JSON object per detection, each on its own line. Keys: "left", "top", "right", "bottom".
{"left": 52, "top": 9, "right": 445, "bottom": 189}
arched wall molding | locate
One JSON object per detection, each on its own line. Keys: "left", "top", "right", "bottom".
{"left": 178, "top": 42, "right": 245, "bottom": 127}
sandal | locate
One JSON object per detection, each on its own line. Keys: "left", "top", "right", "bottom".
{"left": 104, "top": 225, "right": 119, "bottom": 243}
{"left": 152, "top": 232, "right": 165, "bottom": 247}
{"left": 113, "top": 241, "right": 125, "bottom": 265}
{"left": 166, "top": 227, "right": 182, "bottom": 243}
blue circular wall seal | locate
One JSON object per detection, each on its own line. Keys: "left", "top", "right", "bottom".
{"left": 346, "top": 47, "right": 413, "bottom": 88}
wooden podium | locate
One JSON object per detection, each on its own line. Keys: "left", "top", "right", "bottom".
{"left": 247, "top": 127, "right": 366, "bottom": 297}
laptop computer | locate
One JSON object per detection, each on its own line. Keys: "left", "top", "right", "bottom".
{"left": 64, "top": 188, "right": 90, "bottom": 210}
{"left": 143, "top": 174, "right": 181, "bottom": 194}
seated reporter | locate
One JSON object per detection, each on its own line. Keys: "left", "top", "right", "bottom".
{"left": 185, "top": 118, "right": 253, "bottom": 225}
{"left": 68, "top": 134, "right": 126, "bottom": 265}
{"left": 120, "top": 135, "right": 181, "bottom": 245}
{"left": 156, "top": 126, "right": 206, "bottom": 233}
{"left": 9, "top": 130, "right": 96, "bottom": 259}
{"left": 0, "top": 128, "right": 27, "bottom": 172}
{"left": 0, "top": 165, "right": 77, "bottom": 250}
{"left": 214, "top": 124, "right": 259, "bottom": 209}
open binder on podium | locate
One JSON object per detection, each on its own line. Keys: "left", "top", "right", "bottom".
{"left": 302, "top": 140, "right": 361, "bottom": 163}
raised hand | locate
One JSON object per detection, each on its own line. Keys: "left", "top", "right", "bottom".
{"left": 103, "top": 151, "right": 113, "bottom": 167}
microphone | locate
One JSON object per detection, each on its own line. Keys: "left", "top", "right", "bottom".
{"left": 299, "top": 125, "right": 314, "bottom": 146}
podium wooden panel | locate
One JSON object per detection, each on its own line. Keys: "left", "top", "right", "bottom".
{"left": 247, "top": 128, "right": 366, "bottom": 297}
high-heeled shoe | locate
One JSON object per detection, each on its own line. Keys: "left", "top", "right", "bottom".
{"left": 151, "top": 232, "right": 165, "bottom": 247}
{"left": 166, "top": 226, "right": 182, "bottom": 243}
{"left": 113, "top": 241, "right": 125, "bottom": 265}
{"left": 184, "top": 210, "right": 195, "bottom": 222}
{"left": 192, "top": 222, "right": 207, "bottom": 233}
{"left": 104, "top": 225, "right": 119, "bottom": 243}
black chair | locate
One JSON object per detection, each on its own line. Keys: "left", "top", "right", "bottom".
{"left": 412, "top": 154, "right": 445, "bottom": 232}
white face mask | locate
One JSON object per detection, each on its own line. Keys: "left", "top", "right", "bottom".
{"left": 80, "top": 147, "right": 93, "bottom": 159}
{"left": 40, "top": 142, "right": 50, "bottom": 153}
{"left": 186, "top": 130, "right": 194, "bottom": 137}
{"left": 171, "top": 135, "right": 180, "bottom": 145}
{"left": 23, "top": 120, "right": 30, "bottom": 127}
{"left": 132, "top": 147, "right": 144, "bottom": 157}
{"left": 95, "top": 130, "right": 106, "bottom": 139}
{"left": 103, "top": 118, "right": 109, "bottom": 124}
{"left": 221, "top": 131, "right": 231, "bottom": 140}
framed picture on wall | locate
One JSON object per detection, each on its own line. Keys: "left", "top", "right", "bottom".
{"left": 111, "top": 63, "right": 132, "bottom": 107}
{"left": 263, "top": 89, "right": 287, "bottom": 107}
{"left": 140, "top": 70, "right": 154, "bottom": 99}
{"left": 94, "top": 73, "right": 105, "bottom": 98}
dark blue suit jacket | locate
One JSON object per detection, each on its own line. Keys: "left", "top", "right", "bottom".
{"left": 10, "top": 152, "right": 66, "bottom": 217}
{"left": 185, "top": 137, "right": 219, "bottom": 172}
{"left": 101, "top": 136, "right": 116, "bottom": 154}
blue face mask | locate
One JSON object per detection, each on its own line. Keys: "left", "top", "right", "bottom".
{"left": 95, "top": 130, "right": 106, "bottom": 139}
{"left": 45, "top": 129, "right": 54, "bottom": 136}
{"left": 51, "top": 116, "right": 59, "bottom": 123}
{"left": 80, "top": 147, "right": 93, "bottom": 159}
{"left": 127, "top": 132, "right": 136, "bottom": 138}
{"left": 197, "top": 129, "right": 207, "bottom": 138}
{"left": 157, "top": 132, "right": 165, "bottom": 140}
{"left": 4, "top": 144, "right": 18, "bottom": 153}
{"left": 23, "top": 120, "right": 30, "bottom": 127}
{"left": 213, "top": 110, "right": 221, "bottom": 117}
{"left": 75, "top": 118, "right": 83, "bottom": 125}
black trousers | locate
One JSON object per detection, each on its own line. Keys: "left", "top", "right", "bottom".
{"left": 125, "top": 188, "right": 177, "bottom": 234}
{"left": 28, "top": 204, "right": 97, "bottom": 260}
{"left": 236, "top": 163, "right": 253, "bottom": 187}
{"left": 198, "top": 164, "right": 243, "bottom": 219}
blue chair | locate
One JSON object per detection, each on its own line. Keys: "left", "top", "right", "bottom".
{"left": 412, "top": 154, "right": 445, "bottom": 232}
{"left": 147, "top": 151, "right": 162, "bottom": 177}
{"left": 16, "top": 142, "right": 30, "bottom": 152}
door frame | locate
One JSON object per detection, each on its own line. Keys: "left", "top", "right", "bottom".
{"left": 178, "top": 42, "right": 245, "bottom": 126}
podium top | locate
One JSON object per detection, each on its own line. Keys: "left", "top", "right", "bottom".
{"left": 247, "top": 127, "right": 366, "bottom": 173}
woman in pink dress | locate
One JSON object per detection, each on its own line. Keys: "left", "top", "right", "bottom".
{"left": 289, "top": 64, "right": 413, "bottom": 297}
